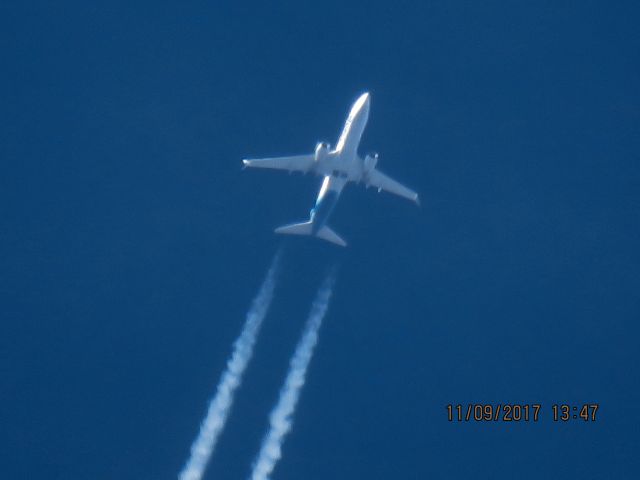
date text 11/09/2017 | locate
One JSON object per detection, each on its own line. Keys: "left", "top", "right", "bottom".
{"left": 446, "top": 404, "right": 599, "bottom": 422}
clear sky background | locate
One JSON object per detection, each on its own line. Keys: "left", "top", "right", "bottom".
{"left": 2, "top": 1, "right": 639, "bottom": 479}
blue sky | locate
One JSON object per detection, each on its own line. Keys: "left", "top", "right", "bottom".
{"left": 2, "top": 1, "right": 639, "bottom": 478}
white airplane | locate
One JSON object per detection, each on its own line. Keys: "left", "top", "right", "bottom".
{"left": 242, "top": 92, "right": 419, "bottom": 247}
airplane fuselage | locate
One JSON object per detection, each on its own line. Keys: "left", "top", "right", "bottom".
{"left": 309, "top": 175, "right": 347, "bottom": 234}
{"left": 308, "top": 92, "right": 371, "bottom": 233}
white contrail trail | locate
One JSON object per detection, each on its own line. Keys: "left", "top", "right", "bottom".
{"left": 249, "top": 268, "right": 337, "bottom": 480}
{"left": 179, "top": 252, "right": 281, "bottom": 480}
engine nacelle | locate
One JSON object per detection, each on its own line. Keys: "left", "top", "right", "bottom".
{"left": 314, "top": 142, "right": 330, "bottom": 162}
{"left": 364, "top": 152, "right": 379, "bottom": 172}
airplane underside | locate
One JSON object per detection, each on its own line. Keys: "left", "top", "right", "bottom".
{"left": 242, "top": 92, "right": 419, "bottom": 247}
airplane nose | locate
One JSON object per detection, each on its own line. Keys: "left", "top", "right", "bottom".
{"left": 355, "top": 92, "right": 370, "bottom": 113}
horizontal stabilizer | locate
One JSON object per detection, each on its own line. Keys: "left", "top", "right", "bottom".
{"left": 274, "top": 221, "right": 347, "bottom": 247}
{"left": 274, "top": 221, "right": 313, "bottom": 236}
{"left": 317, "top": 226, "right": 347, "bottom": 247}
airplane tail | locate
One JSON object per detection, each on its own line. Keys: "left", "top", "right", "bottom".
{"left": 316, "top": 225, "right": 347, "bottom": 247}
{"left": 275, "top": 221, "right": 347, "bottom": 247}
{"left": 275, "top": 221, "right": 313, "bottom": 236}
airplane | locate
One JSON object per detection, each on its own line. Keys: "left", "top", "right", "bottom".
{"left": 242, "top": 92, "right": 419, "bottom": 247}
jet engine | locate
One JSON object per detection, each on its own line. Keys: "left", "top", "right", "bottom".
{"left": 315, "top": 142, "right": 330, "bottom": 162}
{"left": 364, "top": 152, "right": 379, "bottom": 172}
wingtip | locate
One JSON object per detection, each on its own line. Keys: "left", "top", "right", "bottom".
{"left": 414, "top": 195, "right": 421, "bottom": 207}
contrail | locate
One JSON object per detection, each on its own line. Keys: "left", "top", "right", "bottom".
{"left": 179, "top": 252, "right": 281, "bottom": 480}
{"left": 249, "top": 268, "right": 337, "bottom": 480}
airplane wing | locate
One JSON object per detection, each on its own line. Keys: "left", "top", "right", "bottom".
{"left": 242, "top": 154, "right": 315, "bottom": 173}
{"left": 367, "top": 169, "right": 420, "bottom": 204}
